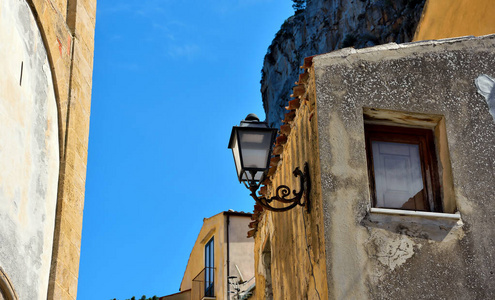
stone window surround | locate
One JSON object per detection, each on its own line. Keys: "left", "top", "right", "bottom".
{"left": 363, "top": 107, "right": 458, "bottom": 216}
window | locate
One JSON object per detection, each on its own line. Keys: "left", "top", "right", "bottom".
{"left": 365, "top": 124, "right": 442, "bottom": 212}
{"left": 204, "top": 237, "right": 214, "bottom": 297}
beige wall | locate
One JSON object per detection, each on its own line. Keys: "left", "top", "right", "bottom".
{"left": 181, "top": 213, "right": 226, "bottom": 299}
{"left": 178, "top": 212, "right": 254, "bottom": 300}
{"left": 414, "top": 0, "right": 495, "bottom": 41}
{"left": 0, "top": 0, "right": 96, "bottom": 299}
{"left": 227, "top": 215, "right": 255, "bottom": 288}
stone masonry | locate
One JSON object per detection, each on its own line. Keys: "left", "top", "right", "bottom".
{"left": 24, "top": 0, "right": 96, "bottom": 299}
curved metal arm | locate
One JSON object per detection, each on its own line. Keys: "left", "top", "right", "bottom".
{"left": 247, "top": 163, "right": 310, "bottom": 212}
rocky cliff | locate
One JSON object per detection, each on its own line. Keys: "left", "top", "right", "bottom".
{"left": 261, "top": 0, "right": 426, "bottom": 128}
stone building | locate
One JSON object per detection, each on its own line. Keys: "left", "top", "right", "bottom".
{"left": 0, "top": 0, "right": 96, "bottom": 299}
{"left": 249, "top": 33, "right": 495, "bottom": 299}
{"left": 161, "top": 211, "right": 255, "bottom": 300}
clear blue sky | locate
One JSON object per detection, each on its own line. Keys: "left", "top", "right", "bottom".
{"left": 77, "top": 1, "right": 294, "bottom": 299}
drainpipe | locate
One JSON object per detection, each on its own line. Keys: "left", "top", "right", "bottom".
{"left": 226, "top": 214, "right": 230, "bottom": 300}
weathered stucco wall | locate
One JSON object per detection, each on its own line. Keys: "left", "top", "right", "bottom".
{"left": 414, "top": 0, "right": 495, "bottom": 41}
{"left": 252, "top": 66, "right": 329, "bottom": 299}
{"left": 0, "top": 1, "right": 59, "bottom": 299}
{"left": 0, "top": 0, "right": 96, "bottom": 299}
{"left": 313, "top": 35, "right": 495, "bottom": 299}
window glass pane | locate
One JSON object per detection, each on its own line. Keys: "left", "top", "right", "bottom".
{"left": 372, "top": 141, "right": 426, "bottom": 210}
{"left": 205, "top": 238, "right": 214, "bottom": 296}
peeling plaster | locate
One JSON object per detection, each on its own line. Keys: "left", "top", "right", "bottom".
{"left": 366, "top": 230, "right": 420, "bottom": 271}
{"left": 475, "top": 74, "right": 495, "bottom": 122}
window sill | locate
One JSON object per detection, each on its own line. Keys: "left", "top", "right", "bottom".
{"left": 363, "top": 208, "right": 463, "bottom": 241}
{"left": 370, "top": 207, "right": 461, "bottom": 220}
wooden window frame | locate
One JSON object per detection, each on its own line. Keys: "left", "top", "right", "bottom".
{"left": 365, "top": 124, "right": 442, "bottom": 212}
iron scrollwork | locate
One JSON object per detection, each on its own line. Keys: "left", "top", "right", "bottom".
{"left": 245, "top": 163, "right": 310, "bottom": 212}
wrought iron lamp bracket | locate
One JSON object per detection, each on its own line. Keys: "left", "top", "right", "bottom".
{"left": 246, "top": 163, "right": 310, "bottom": 212}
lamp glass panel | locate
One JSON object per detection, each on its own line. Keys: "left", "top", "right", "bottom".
{"left": 231, "top": 135, "right": 243, "bottom": 178}
{"left": 238, "top": 131, "right": 272, "bottom": 170}
{"left": 241, "top": 170, "right": 263, "bottom": 181}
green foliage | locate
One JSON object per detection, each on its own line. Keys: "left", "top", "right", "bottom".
{"left": 292, "top": 0, "right": 306, "bottom": 12}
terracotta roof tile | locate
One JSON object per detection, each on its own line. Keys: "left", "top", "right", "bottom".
{"left": 283, "top": 110, "right": 296, "bottom": 123}
{"left": 291, "top": 85, "right": 306, "bottom": 98}
{"left": 270, "top": 156, "right": 280, "bottom": 167}
{"left": 280, "top": 124, "right": 291, "bottom": 135}
{"left": 272, "top": 144, "right": 283, "bottom": 155}
{"left": 286, "top": 99, "right": 301, "bottom": 111}
{"left": 276, "top": 135, "right": 287, "bottom": 145}
{"left": 267, "top": 165, "right": 277, "bottom": 176}
{"left": 247, "top": 229, "right": 256, "bottom": 238}
{"left": 259, "top": 185, "right": 267, "bottom": 196}
{"left": 296, "top": 72, "right": 309, "bottom": 85}
{"left": 247, "top": 55, "right": 316, "bottom": 237}
{"left": 300, "top": 55, "right": 315, "bottom": 69}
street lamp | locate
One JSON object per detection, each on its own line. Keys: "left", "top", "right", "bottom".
{"left": 228, "top": 114, "right": 310, "bottom": 212}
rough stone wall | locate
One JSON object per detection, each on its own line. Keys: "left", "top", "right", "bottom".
{"left": 414, "top": 0, "right": 495, "bottom": 41}
{"left": 0, "top": 0, "right": 96, "bottom": 299}
{"left": 313, "top": 35, "right": 495, "bottom": 299}
{"left": 252, "top": 66, "right": 329, "bottom": 299}
{"left": 261, "top": 0, "right": 426, "bottom": 129}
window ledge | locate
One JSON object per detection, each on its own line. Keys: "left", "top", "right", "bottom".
{"left": 370, "top": 208, "right": 461, "bottom": 220}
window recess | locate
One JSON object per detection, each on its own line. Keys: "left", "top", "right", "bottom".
{"left": 365, "top": 124, "right": 442, "bottom": 212}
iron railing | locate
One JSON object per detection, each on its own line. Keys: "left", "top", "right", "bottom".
{"left": 192, "top": 267, "right": 215, "bottom": 300}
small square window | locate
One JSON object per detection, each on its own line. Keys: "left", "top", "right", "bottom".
{"left": 365, "top": 124, "right": 442, "bottom": 212}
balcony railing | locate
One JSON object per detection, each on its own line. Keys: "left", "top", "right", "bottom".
{"left": 192, "top": 267, "right": 215, "bottom": 300}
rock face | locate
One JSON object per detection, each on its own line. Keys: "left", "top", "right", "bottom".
{"left": 261, "top": 0, "right": 426, "bottom": 128}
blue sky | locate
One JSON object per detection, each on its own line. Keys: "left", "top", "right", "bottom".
{"left": 77, "top": 1, "right": 294, "bottom": 299}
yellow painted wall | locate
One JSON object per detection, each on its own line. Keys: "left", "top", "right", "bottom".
{"left": 414, "top": 0, "right": 495, "bottom": 41}
{"left": 181, "top": 213, "right": 225, "bottom": 299}
{"left": 178, "top": 212, "right": 254, "bottom": 300}
{"left": 252, "top": 63, "right": 329, "bottom": 300}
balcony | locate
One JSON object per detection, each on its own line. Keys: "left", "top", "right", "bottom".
{"left": 192, "top": 267, "right": 215, "bottom": 300}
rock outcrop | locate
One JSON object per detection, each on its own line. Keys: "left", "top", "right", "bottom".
{"left": 261, "top": 0, "right": 426, "bottom": 128}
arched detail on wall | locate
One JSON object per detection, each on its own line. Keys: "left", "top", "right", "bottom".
{"left": 23, "top": 0, "right": 71, "bottom": 161}
{"left": 0, "top": 267, "right": 19, "bottom": 300}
